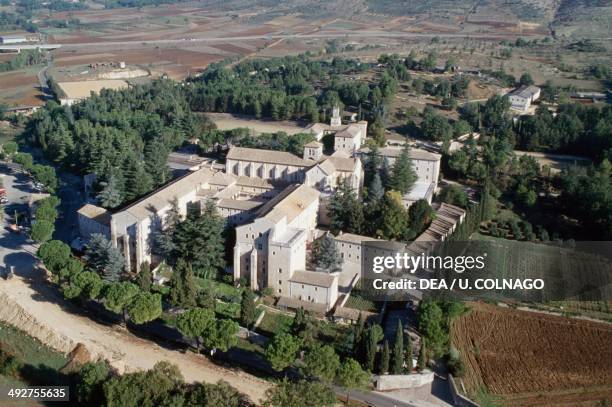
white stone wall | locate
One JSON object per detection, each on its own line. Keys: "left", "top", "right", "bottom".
{"left": 77, "top": 214, "right": 110, "bottom": 241}
{"left": 268, "top": 233, "right": 306, "bottom": 296}
{"left": 337, "top": 240, "right": 363, "bottom": 264}
{"left": 373, "top": 371, "right": 434, "bottom": 391}
{"left": 510, "top": 95, "right": 529, "bottom": 111}
{"left": 288, "top": 276, "right": 338, "bottom": 310}
{"left": 226, "top": 158, "right": 305, "bottom": 183}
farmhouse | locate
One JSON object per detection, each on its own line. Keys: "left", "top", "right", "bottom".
{"left": 508, "top": 85, "right": 541, "bottom": 111}
{"left": 57, "top": 79, "right": 129, "bottom": 106}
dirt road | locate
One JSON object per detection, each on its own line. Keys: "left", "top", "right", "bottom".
{"left": 0, "top": 276, "right": 270, "bottom": 403}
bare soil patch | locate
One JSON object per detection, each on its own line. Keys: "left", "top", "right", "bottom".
{"left": 451, "top": 302, "right": 612, "bottom": 406}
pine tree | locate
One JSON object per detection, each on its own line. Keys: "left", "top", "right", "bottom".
{"left": 312, "top": 234, "right": 343, "bottom": 273}
{"left": 174, "top": 201, "right": 225, "bottom": 276}
{"left": 380, "top": 340, "right": 390, "bottom": 375}
{"left": 96, "top": 175, "right": 122, "bottom": 209}
{"left": 328, "top": 179, "right": 364, "bottom": 235}
{"left": 153, "top": 198, "right": 181, "bottom": 260}
{"left": 85, "top": 233, "right": 124, "bottom": 282}
{"left": 405, "top": 331, "right": 413, "bottom": 371}
{"left": 387, "top": 144, "right": 417, "bottom": 194}
{"left": 417, "top": 339, "right": 427, "bottom": 372}
{"left": 377, "top": 191, "right": 409, "bottom": 240}
{"left": 123, "top": 157, "right": 153, "bottom": 202}
{"left": 364, "top": 145, "right": 382, "bottom": 186}
{"left": 144, "top": 139, "right": 170, "bottom": 187}
{"left": 137, "top": 261, "right": 152, "bottom": 292}
{"left": 392, "top": 320, "right": 404, "bottom": 374}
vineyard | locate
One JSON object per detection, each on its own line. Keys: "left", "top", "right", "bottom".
{"left": 451, "top": 302, "right": 612, "bottom": 406}
{"left": 465, "top": 236, "right": 612, "bottom": 303}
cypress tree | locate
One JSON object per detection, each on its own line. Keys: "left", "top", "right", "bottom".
{"left": 137, "top": 261, "right": 152, "bottom": 292}
{"left": 417, "top": 338, "right": 427, "bottom": 372}
{"left": 240, "top": 289, "right": 257, "bottom": 328}
{"left": 367, "top": 172, "right": 384, "bottom": 205}
{"left": 405, "top": 331, "right": 413, "bottom": 371}
{"left": 380, "top": 340, "right": 390, "bottom": 375}
{"left": 291, "top": 307, "right": 306, "bottom": 335}
{"left": 353, "top": 313, "right": 365, "bottom": 358}
{"left": 392, "top": 320, "right": 404, "bottom": 374}
{"left": 365, "top": 328, "right": 377, "bottom": 372}
{"left": 169, "top": 259, "right": 196, "bottom": 307}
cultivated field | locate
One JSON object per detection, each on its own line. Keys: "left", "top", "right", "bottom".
{"left": 451, "top": 302, "right": 612, "bottom": 406}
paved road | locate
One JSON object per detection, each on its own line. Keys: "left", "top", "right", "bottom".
{"left": 56, "top": 30, "right": 536, "bottom": 50}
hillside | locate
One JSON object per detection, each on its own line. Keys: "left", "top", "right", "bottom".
{"left": 215, "top": 0, "right": 609, "bottom": 38}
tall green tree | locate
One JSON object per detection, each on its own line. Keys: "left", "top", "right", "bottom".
{"left": 417, "top": 339, "right": 427, "bottom": 372}
{"left": 392, "top": 320, "right": 404, "bottom": 374}
{"left": 405, "top": 331, "right": 413, "bottom": 371}
{"left": 103, "top": 281, "right": 139, "bottom": 323}
{"left": 376, "top": 191, "right": 409, "bottom": 240}
{"left": 336, "top": 358, "right": 369, "bottom": 404}
{"left": 177, "top": 307, "right": 216, "bottom": 352}
{"left": 174, "top": 201, "right": 225, "bottom": 276}
{"left": 137, "top": 261, "right": 152, "bottom": 292}
{"left": 265, "top": 333, "right": 302, "bottom": 372}
{"left": 127, "top": 292, "right": 162, "bottom": 325}
{"left": 380, "top": 340, "right": 390, "bottom": 375}
{"left": 85, "top": 233, "right": 125, "bottom": 282}
{"left": 263, "top": 379, "right": 335, "bottom": 407}
{"left": 31, "top": 219, "right": 54, "bottom": 242}
{"left": 387, "top": 144, "right": 417, "bottom": 194}
{"left": 418, "top": 300, "right": 445, "bottom": 357}
{"left": 311, "top": 234, "right": 343, "bottom": 274}
{"left": 327, "top": 179, "right": 364, "bottom": 235}
{"left": 302, "top": 345, "right": 340, "bottom": 383}
{"left": 240, "top": 289, "right": 257, "bottom": 328}
{"left": 97, "top": 175, "right": 122, "bottom": 209}
{"left": 169, "top": 258, "right": 197, "bottom": 308}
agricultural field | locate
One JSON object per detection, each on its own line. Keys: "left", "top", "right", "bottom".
{"left": 451, "top": 302, "right": 612, "bottom": 406}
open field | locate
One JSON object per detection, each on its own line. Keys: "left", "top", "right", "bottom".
{"left": 208, "top": 113, "right": 310, "bottom": 135}
{"left": 452, "top": 302, "right": 612, "bottom": 406}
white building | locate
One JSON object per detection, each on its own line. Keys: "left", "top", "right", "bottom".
{"left": 307, "top": 107, "right": 367, "bottom": 155}
{"left": 77, "top": 167, "right": 283, "bottom": 272}
{"left": 508, "top": 85, "right": 541, "bottom": 112}
{"left": 226, "top": 147, "right": 314, "bottom": 183}
{"left": 0, "top": 35, "right": 27, "bottom": 44}
{"left": 233, "top": 184, "right": 320, "bottom": 291}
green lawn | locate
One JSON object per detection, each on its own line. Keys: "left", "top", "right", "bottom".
{"left": 0, "top": 323, "right": 68, "bottom": 371}
{"left": 256, "top": 312, "right": 293, "bottom": 336}
{"left": 345, "top": 295, "right": 378, "bottom": 312}
{"left": 195, "top": 277, "right": 242, "bottom": 302}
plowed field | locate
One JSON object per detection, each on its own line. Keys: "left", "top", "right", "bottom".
{"left": 451, "top": 302, "right": 612, "bottom": 406}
